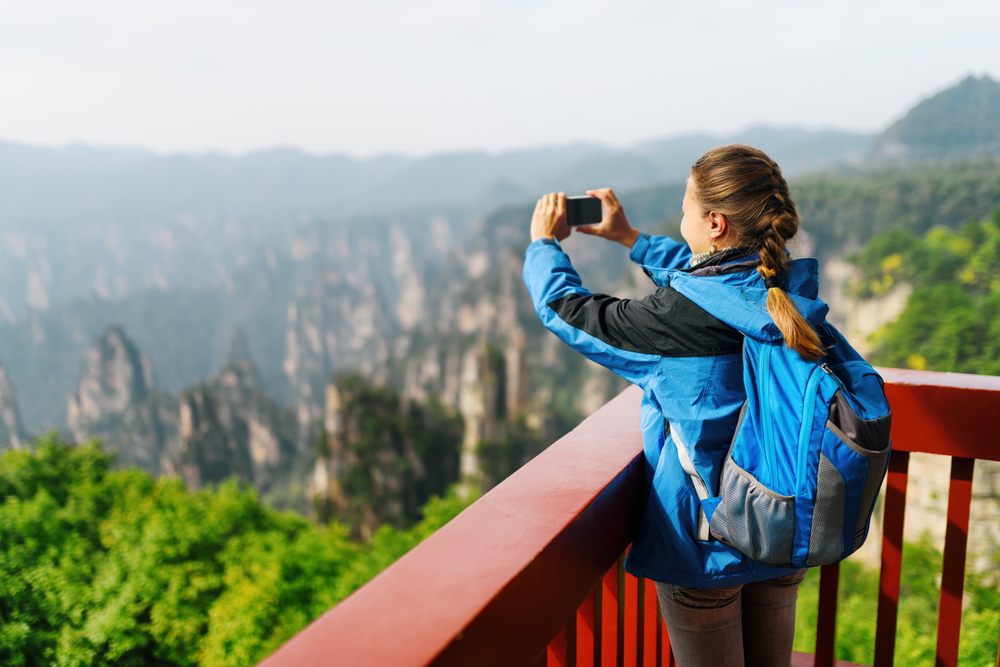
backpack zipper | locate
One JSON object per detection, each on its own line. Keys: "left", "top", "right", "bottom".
{"left": 760, "top": 344, "right": 777, "bottom": 487}
{"left": 797, "top": 365, "right": 827, "bottom": 495}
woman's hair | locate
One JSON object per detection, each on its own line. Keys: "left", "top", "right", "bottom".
{"left": 690, "top": 144, "right": 823, "bottom": 361}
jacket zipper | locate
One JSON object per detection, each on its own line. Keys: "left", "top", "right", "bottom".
{"left": 797, "top": 365, "right": 827, "bottom": 495}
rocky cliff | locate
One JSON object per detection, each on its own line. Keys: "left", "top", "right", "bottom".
{"left": 170, "top": 359, "right": 296, "bottom": 493}
{"left": 66, "top": 326, "right": 301, "bottom": 507}
{"left": 66, "top": 325, "right": 177, "bottom": 472}
{"left": 0, "top": 358, "right": 26, "bottom": 451}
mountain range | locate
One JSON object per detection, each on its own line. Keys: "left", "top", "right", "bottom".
{"left": 1, "top": 73, "right": 998, "bottom": 520}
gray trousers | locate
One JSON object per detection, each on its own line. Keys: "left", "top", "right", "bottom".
{"left": 654, "top": 569, "right": 808, "bottom": 667}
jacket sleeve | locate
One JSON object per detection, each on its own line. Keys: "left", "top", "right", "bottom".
{"left": 524, "top": 239, "right": 662, "bottom": 386}
{"left": 629, "top": 233, "right": 692, "bottom": 270}
{"left": 524, "top": 239, "right": 745, "bottom": 388}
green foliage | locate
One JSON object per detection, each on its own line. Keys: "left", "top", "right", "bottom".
{"left": 849, "top": 210, "right": 1000, "bottom": 373}
{"left": 0, "top": 436, "right": 471, "bottom": 667}
{"left": 794, "top": 534, "right": 1000, "bottom": 666}
{"left": 794, "top": 162, "right": 1000, "bottom": 254}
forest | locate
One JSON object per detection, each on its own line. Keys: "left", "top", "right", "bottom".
{"left": 0, "top": 436, "right": 472, "bottom": 667}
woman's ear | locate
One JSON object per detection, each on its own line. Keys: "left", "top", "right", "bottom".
{"left": 708, "top": 211, "right": 729, "bottom": 240}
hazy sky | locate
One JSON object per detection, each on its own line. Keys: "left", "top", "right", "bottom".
{"left": 1, "top": 0, "right": 998, "bottom": 157}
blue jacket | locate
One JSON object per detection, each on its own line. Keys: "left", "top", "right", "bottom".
{"left": 523, "top": 233, "right": 830, "bottom": 586}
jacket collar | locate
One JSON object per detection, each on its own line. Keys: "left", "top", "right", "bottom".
{"left": 642, "top": 253, "right": 829, "bottom": 343}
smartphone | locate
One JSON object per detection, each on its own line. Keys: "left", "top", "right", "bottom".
{"left": 566, "top": 196, "right": 603, "bottom": 227}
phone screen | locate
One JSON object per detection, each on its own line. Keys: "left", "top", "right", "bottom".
{"left": 566, "top": 196, "right": 603, "bottom": 227}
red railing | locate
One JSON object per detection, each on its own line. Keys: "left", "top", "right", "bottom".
{"left": 258, "top": 369, "right": 1000, "bottom": 667}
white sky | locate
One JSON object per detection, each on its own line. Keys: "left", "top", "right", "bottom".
{"left": 1, "top": 0, "right": 998, "bottom": 157}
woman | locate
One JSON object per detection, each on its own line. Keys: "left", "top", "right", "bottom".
{"left": 523, "top": 145, "right": 824, "bottom": 667}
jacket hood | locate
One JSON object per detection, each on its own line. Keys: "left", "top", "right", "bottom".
{"left": 643, "top": 255, "right": 829, "bottom": 343}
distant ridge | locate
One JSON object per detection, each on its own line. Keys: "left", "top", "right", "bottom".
{"left": 871, "top": 74, "right": 1000, "bottom": 164}
{"left": 0, "top": 125, "right": 873, "bottom": 232}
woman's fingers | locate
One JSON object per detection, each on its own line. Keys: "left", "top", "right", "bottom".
{"left": 531, "top": 192, "right": 570, "bottom": 242}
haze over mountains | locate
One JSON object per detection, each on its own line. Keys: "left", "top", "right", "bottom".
{"left": 0, "top": 73, "right": 998, "bottom": 515}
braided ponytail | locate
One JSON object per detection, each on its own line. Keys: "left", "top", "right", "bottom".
{"left": 691, "top": 145, "right": 823, "bottom": 361}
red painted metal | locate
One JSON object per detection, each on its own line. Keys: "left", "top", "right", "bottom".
{"left": 815, "top": 563, "right": 841, "bottom": 667}
{"left": 635, "top": 577, "right": 645, "bottom": 667}
{"left": 876, "top": 368, "right": 1000, "bottom": 462}
{"left": 602, "top": 560, "right": 620, "bottom": 667}
{"left": 935, "top": 457, "right": 975, "bottom": 667}
{"left": 549, "top": 625, "right": 568, "bottom": 667}
{"left": 622, "top": 564, "right": 638, "bottom": 667}
{"left": 641, "top": 579, "right": 657, "bottom": 667}
{"left": 616, "top": 555, "right": 625, "bottom": 667}
{"left": 577, "top": 589, "right": 596, "bottom": 667}
{"left": 874, "top": 450, "right": 910, "bottom": 667}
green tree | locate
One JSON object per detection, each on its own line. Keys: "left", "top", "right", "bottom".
{"left": 850, "top": 210, "right": 1000, "bottom": 374}
{"left": 0, "top": 436, "right": 471, "bottom": 667}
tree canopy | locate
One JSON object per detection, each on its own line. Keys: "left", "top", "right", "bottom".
{"left": 0, "top": 436, "right": 470, "bottom": 667}
{"left": 850, "top": 209, "right": 1000, "bottom": 374}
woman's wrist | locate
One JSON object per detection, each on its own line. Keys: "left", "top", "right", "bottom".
{"left": 617, "top": 228, "right": 641, "bottom": 249}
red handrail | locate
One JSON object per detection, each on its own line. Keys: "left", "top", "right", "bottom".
{"left": 258, "top": 369, "right": 1000, "bottom": 667}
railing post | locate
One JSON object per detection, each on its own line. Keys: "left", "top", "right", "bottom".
{"left": 815, "top": 563, "right": 840, "bottom": 667}
{"left": 636, "top": 577, "right": 645, "bottom": 667}
{"left": 617, "top": 553, "right": 628, "bottom": 667}
{"left": 577, "top": 588, "right": 596, "bottom": 667}
{"left": 641, "top": 579, "right": 658, "bottom": 667}
{"left": 935, "top": 457, "right": 975, "bottom": 667}
{"left": 601, "top": 561, "right": 619, "bottom": 666}
{"left": 875, "top": 450, "right": 910, "bottom": 667}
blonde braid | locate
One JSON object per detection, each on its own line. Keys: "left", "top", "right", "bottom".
{"left": 691, "top": 145, "right": 824, "bottom": 361}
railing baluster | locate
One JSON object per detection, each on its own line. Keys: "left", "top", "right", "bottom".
{"left": 936, "top": 457, "right": 975, "bottom": 667}
{"left": 815, "top": 562, "right": 840, "bottom": 667}
{"left": 636, "top": 577, "right": 645, "bottom": 667}
{"left": 642, "top": 579, "right": 657, "bottom": 667}
{"left": 602, "top": 561, "right": 619, "bottom": 666}
{"left": 617, "top": 554, "right": 627, "bottom": 667}
{"left": 594, "top": 578, "right": 603, "bottom": 667}
{"left": 623, "top": 563, "right": 638, "bottom": 666}
{"left": 655, "top": 601, "right": 662, "bottom": 667}
{"left": 548, "top": 624, "right": 568, "bottom": 667}
{"left": 577, "top": 588, "right": 596, "bottom": 667}
{"left": 875, "top": 450, "right": 910, "bottom": 667}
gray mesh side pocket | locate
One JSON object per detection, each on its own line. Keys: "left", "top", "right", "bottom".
{"left": 709, "top": 456, "right": 795, "bottom": 566}
{"left": 807, "top": 453, "right": 846, "bottom": 566}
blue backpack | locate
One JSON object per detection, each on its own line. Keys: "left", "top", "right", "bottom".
{"left": 703, "top": 324, "right": 892, "bottom": 568}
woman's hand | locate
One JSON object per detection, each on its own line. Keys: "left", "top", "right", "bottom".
{"left": 530, "top": 192, "right": 572, "bottom": 243}
{"left": 576, "top": 188, "right": 641, "bottom": 248}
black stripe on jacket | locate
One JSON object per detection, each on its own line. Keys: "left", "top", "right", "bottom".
{"left": 547, "top": 286, "right": 744, "bottom": 358}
